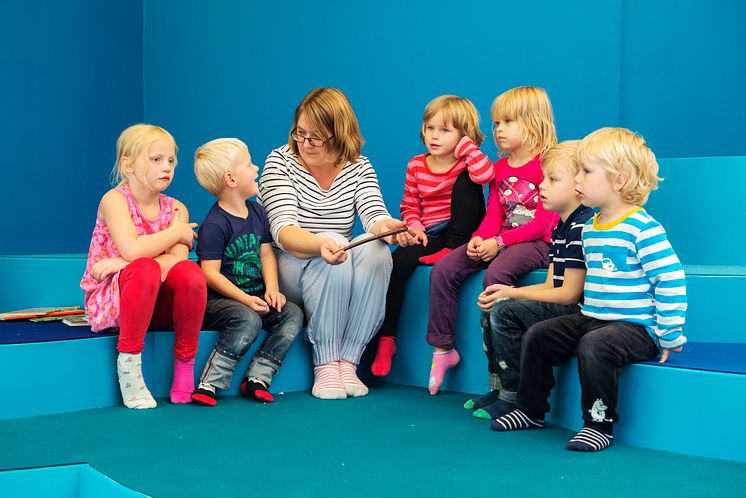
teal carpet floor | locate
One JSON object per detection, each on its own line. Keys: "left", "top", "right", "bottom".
{"left": 2, "top": 384, "right": 745, "bottom": 497}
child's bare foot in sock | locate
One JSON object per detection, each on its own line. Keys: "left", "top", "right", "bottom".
{"left": 170, "top": 358, "right": 195, "bottom": 404}
{"left": 428, "top": 348, "right": 460, "bottom": 395}
{"left": 117, "top": 352, "right": 157, "bottom": 409}
{"left": 371, "top": 336, "right": 396, "bottom": 377}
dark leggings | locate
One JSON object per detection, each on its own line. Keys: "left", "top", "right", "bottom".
{"left": 377, "top": 171, "right": 485, "bottom": 338}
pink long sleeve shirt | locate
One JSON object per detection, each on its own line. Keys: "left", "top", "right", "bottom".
{"left": 472, "top": 155, "right": 558, "bottom": 245}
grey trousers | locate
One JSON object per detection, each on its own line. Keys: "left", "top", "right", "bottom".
{"left": 276, "top": 232, "right": 393, "bottom": 366}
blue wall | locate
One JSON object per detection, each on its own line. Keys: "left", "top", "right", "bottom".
{"left": 2, "top": 0, "right": 745, "bottom": 255}
{"left": 0, "top": 0, "right": 143, "bottom": 255}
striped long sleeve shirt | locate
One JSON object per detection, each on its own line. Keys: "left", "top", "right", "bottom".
{"left": 581, "top": 208, "right": 687, "bottom": 349}
{"left": 258, "top": 145, "right": 391, "bottom": 249}
{"left": 400, "top": 138, "right": 494, "bottom": 231}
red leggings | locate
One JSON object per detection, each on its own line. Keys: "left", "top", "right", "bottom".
{"left": 118, "top": 258, "right": 206, "bottom": 361}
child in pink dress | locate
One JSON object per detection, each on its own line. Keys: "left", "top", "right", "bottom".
{"left": 81, "top": 124, "right": 206, "bottom": 409}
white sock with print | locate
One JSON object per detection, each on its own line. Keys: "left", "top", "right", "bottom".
{"left": 117, "top": 352, "right": 157, "bottom": 409}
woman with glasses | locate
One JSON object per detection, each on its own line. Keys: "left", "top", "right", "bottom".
{"left": 259, "top": 88, "right": 415, "bottom": 400}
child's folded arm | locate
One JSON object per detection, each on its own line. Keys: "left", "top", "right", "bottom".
{"left": 498, "top": 202, "right": 559, "bottom": 246}
{"left": 456, "top": 137, "right": 495, "bottom": 184}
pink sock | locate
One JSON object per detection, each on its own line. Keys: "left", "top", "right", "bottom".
{"left": 418, "top": 248, "right": 452, "bottom": 266}
{"left": 371, "top": 336, "right": 396, "bottom": 377}
{"left": 428, "top": 349, "right": 460, "bottom": 395}
{"left": 170, "top": 358, "right": 195, "bottom": 404}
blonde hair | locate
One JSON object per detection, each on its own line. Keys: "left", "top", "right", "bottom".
{"left": 194, "top": 138, "right": 249, "bottom": 196}
{"left": 420, "top": 95, "right": 485, "bottom": 146}
{"left": 289, "top": 88, "right": 364, "bottom": 167}
{"left": 491, "top": 86, "right": 557, "bottom": 158}
{"left": 542, "top": 140, "right": 582, "bottom": 176}
{"left": 577, "top": 127, "right": 660, "bottom": 206}
{"left": 112, "top": 124, "right": 177, "bottom": 186}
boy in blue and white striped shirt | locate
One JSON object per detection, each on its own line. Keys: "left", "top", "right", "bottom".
{"left": 492, "top": 128, "right": 687, "bottom": 452}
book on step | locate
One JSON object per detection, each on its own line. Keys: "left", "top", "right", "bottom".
{"left": 0, "top": 306, "right": 84, "bottom": 321}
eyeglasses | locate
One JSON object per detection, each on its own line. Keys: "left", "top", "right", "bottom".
{"left": 291, "top": 131, "right": 334, "bottom": 147}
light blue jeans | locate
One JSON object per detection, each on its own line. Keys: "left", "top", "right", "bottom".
{"left": 198, "top": 297, "right": 303, "bottom": 388}
{"left": 276, "top": 232, "right": 393, "bottom": 366}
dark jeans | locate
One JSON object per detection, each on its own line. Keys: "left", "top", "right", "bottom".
{"left": 426, "top": 240, "right": 550, "bottom": 349}
{"left": 198, "top": 297, "right": 303, "bottom": 388}
{"left": 377, "top": 171, "right": 485, "bottom": 338}
{"left": 516, "top": 313, "right": 659, "bottom": 424}
{"left": 481, "top": 298, "right": 580, "bottom": 402}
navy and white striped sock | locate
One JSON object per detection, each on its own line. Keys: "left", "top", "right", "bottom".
{"left": 566, "top": 425, "right": 614, "bottom": 452}
{"left": 491, "top": 409, "right": 545, "bottom": 431}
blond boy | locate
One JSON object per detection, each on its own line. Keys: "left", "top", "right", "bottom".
{"left": 493, "top": 128, "right": 687, "bottom": 453}
{"left": 465, "top": 140, "right": 594, "bottom": 419}
{"left": 191, "top": 139, "right": 303, "bottom": 406}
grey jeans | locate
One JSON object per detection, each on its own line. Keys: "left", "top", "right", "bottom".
{"left": 198, "top": 296, "right": 303, "bottom": 389}
{"left": 276, "top": 232, "right": 393, "bottom": 366}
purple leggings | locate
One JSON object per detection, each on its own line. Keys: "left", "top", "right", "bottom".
{"left": 426, "top": 240, "right": 550, "bottom": 349}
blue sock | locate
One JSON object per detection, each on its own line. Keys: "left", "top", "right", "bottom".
{"left": 463, "top": 389, "right": 500, "bottom": 410}
{"left": 473, "top": 398, "right": 515, "bottom": 420}
{"left": 566, "top": 423, "right": 613, "bottom": 452}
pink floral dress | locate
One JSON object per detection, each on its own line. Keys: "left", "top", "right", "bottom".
{"left": 80, "top": 185, "right": 174, "bottom": 332}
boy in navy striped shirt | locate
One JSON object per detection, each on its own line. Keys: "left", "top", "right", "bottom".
{"left": 492, "top": 128, "right": 687, "bottom": 452}
{"left": 464, "top": 141, "right": 593, "bottom": 420}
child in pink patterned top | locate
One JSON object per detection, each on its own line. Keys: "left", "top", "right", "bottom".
{"left": 426, "top": 87, "right": 560, "bottom": 395}
{"left": 80, "top": 124, "right": 207, "bottom": 409}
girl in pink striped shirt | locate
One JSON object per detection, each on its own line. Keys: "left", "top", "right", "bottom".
{"left": 371, "top": 95, "right": 494, "bottom": 376}
{"left": 426, "top": 87, "right": 560, "bottom": 395}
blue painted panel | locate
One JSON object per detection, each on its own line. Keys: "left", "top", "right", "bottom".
{"left": 142, "top": 0, "right": 620, "bottom": 227}
{"left": 0, "top": 1, "right": 144, "bottom": 255}
{"left": 646, "top": 157, "right": 746, "bottom": 267}
{"left": 620, "top": 0, "right": 746, "bottom": 157}
{"left": 0, "top": 464, "right": 147, "bottom": 498}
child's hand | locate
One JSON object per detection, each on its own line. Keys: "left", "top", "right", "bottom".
{"left": 412, "top": 230, "right": 428, "bottom": 246}
{"left": 477, "top": 237, "right": 500, "bottom": 262}
{"left": 466, "top": 236, "right": 484, "bottom": 261}
{"left": 659, "top": 346, "right": 684, "bottom": 363}
{"left": 320, "top": 238, "right": 347, "bottom": 265}
{"left": 90, "top": 257, "right": 128, "bottom": 282}
{"left": 244, "top": 295, "right": 270, "bottom": 314}
{"left": 477, "top": 284, "right": 513, "bottom": 312}
{"left": 170, "top": 208, "right": 198, "bottom": 249}
{"left": 264, "top": 290, "right": 287, "bottom": 313}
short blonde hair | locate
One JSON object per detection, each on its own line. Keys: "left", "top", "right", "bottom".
{"left": 112, "top": 124, "right": 177, "bottom": 185}
{"left": 491, "top": 86, "right": 557, "bottom": 159}
{"left": 194, "top": 138, "right": 249, "bottom": 196}
{"left": 420, "top": 95, "right": 485, "bottom": 146}
{"left": 577, "top": 127, "right": 660, "bottom": 206}
{"left": 542, "top": 140, "right": 581, "bottom": 176}
{"left": 289, "top": 88, "right": 364, "bottom": 167}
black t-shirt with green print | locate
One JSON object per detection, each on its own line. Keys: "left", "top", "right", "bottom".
{"left": 196, "top": 200, "right": 272, "bottom": 299}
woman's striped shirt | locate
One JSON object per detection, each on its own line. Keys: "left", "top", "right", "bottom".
{"left": 258, "top": 145, "right": 391, "bottom": 248}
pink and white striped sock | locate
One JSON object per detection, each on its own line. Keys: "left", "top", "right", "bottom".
{"left": 312, "top": 362, "right": 347, "bottom": 400}
{"left": 339, "top": 360, "right": 369, "bottom": 397}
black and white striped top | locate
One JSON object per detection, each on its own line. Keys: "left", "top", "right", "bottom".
{"left": 549, "top": 204, "right": 594, "bottom": 288}
{"left": 258, "top": 145, "right": 391, "bottom": 249}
